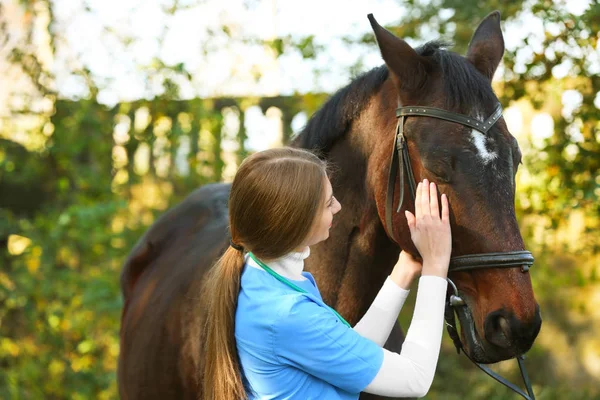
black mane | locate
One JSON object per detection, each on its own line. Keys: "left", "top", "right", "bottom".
{"left": 294, "top": 41, "right": 498, "bottom": 152}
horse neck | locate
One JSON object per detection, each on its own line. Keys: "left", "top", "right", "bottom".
{"left": 316, "top": 88, "right": 402, "bottom": 323}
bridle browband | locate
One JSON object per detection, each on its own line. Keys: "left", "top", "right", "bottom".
{"left": 385, "top": 102, "right": 536, "bottom": 400}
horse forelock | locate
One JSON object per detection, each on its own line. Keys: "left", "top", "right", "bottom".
{"left": 415, "top": 40, "right": 499, "bottom": 115}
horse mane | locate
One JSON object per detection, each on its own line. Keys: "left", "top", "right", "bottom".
{"left": 293, "top": 41, "right": 498, "bottom": 153}
{"left": 291, "top": 65, "right": 389, "bottom": 152}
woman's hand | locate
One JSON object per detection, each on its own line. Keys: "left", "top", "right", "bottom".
{"left": 404, "top": 179, "right": 452, "bottom": 278}
{"left": 390, "top": 251, "right": 422, "bottom": 290}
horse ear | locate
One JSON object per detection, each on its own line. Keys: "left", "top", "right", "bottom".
{"left": 466, "top": 11, "right": 505, "bottom": 81}
{"left": 368, "top": 14, "right": 427, "bottom": 93}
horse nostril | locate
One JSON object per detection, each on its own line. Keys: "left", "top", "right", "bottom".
{"left": 483, "top": 306, "right": 542, "bottom": 354}
{"left": 484, "top": 311, "right": 513, "bottom": 349}
{"left": 498, "top": 316, "right": 511, "bottom": 340}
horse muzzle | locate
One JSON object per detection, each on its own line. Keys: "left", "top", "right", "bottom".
{"left": 447, "top": 280, "right": 542, "bottom": 363}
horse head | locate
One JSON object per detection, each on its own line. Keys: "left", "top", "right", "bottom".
{"left": 369, "top": 11, "right": 542, "bottom": 364}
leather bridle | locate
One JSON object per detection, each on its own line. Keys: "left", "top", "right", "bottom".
{"left": 384, "top": 102, "right": 536, "bottom": 400}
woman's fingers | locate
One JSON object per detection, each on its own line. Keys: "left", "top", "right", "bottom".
{"left": 414, "top": 178, "right": 447, "bottom": 220}
{"left": 429, "top": 182, "right": 439, "bottom": 218}
{"left": 421, "top": 178, "right": 430, "bottom": 217}
{"left": 441, "top": 193, "right": 450, "bottom": 223}
{"left": 405, "top": 210, "right": 416, "bottom": 233}
{"left": 414, "top": 182, "right": 422, "bottom": 219}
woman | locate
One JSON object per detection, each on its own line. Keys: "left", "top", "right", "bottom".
{"left": 202, "top": 147, "right": 451, "bottom": 399}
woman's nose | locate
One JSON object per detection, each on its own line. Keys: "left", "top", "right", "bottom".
{"left": 335, "top": 201, "right": 342, "bottom": 213}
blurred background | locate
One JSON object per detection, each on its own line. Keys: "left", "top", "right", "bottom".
{"left": 0, "top": 0, "right": 598, "bottom": 398}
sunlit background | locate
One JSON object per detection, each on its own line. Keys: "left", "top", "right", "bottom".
{"left": 1, "top": 0, "right": 599, "bottom": 398}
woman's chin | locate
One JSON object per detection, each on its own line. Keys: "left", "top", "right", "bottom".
{"left": 313, "top": 234, "right": 329, "bottom": 246}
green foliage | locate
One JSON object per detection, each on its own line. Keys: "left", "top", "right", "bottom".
{"left": 265, "top": 34, "right": 323, "bottom": 59}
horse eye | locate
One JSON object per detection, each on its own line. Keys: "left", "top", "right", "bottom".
{"left": 425, "top": 162, "right": 452, "bottom": 183}
{"left": 432, "top": 170, "right": 452, "bottom": 183}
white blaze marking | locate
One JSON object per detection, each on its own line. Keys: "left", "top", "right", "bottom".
{"left": 470, "top": 129, "right": 498, "bottom": 164}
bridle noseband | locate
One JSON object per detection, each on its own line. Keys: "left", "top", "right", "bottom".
{"left": 385, "top": 102, "right": 536, "bottom": 400}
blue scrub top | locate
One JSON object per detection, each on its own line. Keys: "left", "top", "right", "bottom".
{"left": 235, "top": 262, "right": 384, "bottom": 400}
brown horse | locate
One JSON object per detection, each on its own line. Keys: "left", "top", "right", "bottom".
{"left": 118, "top": 11, "right": 541, "bottom": 400}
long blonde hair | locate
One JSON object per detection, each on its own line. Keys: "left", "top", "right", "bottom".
{"left": 201, "top": 147, "right": 328, "bottom": 400}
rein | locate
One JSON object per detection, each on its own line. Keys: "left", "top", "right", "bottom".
{"left": 385, "top": 103, "right": 536, "bottom": 400}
